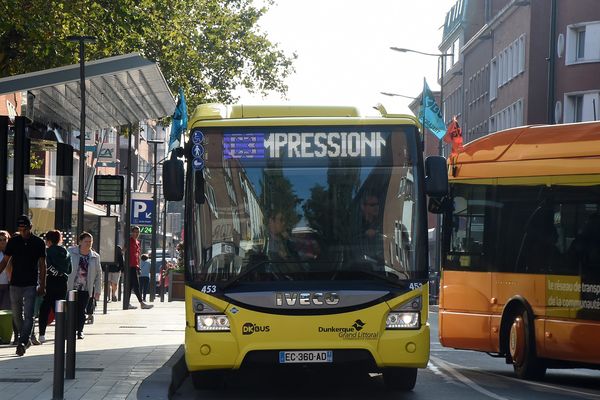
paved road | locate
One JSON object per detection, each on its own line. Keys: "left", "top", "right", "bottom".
{"left": 173, "top": 307, "right": 600, "bottom": 400}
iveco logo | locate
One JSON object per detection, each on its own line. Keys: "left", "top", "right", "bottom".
{"left": 275, "top": 292, "right": 340, "bottom": 306}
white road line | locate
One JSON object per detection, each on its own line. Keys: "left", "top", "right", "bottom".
{"left": 439, "top": 359, "right": 600, "bottom": 399}
{"left": 430, "top": 356, "right": 510, "bottom": 400}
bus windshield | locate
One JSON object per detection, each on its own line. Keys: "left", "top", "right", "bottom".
{"left": 188, "top": 125, "right": 422, "bottom": 286}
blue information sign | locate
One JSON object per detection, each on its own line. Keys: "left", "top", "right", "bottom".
{"left": 192, "top": 130, "right": 204, "bottom": 144}
{"left": 192, "top": 158, "right": 205, "bottom": 170}
{"left": 131, "top": 199, "right": 154, "bottom": 225}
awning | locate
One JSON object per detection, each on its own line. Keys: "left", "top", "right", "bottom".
{"left": 0, "top": 53, "right": 176, "bottom": 131}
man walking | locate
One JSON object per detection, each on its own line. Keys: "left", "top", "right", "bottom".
{"left": 127, "top": 226, "right": 152, "bottom": 309}
{"left": 0, "top": 215, "right": 46, "bottom": 356}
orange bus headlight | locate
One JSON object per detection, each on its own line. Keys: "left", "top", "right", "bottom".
{"left": 196, "top": 314, "right": 230, "bottom": 332}
{"left": 386, "top": 312, "right": 420, "bottom": 329}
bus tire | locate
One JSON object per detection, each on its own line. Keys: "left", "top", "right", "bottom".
{"left": 382, "top": 367, "right": 417, "bottom": 391}
{"left": 508, "top": 309, "right": 546, "bottom": 380}
{"left": 190, "top": 370, "right": 224, "bottom": 390}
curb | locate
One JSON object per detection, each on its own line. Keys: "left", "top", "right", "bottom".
{"left": 137, "top": 345, "right": 188, "bottom": 399}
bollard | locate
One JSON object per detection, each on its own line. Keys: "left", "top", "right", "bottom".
{"left": 160, "top": 272, "right": 165, "bottom": 303}
{"left": 103, "top": 266, "right": 109, "bottom": 314}
{"left": 65, "top": 290, "right": 77, "bottom": 380}
{"left": 52, "top": 300, "right": 66, "bottom": 400}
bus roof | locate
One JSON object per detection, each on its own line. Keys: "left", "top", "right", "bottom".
{"left": 189, "top": 103, "right": 419, "bottom": 127}
{"left": 456, "top": 121, "right": 600, "bottom": 163}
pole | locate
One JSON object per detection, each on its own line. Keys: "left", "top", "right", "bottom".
{"left": 77, "top": 39, "right": 86, "bottom": 236}
{"left": 434, "top": 55, "right": 445, "bottom": 305}
{"left": 123, "top": 124, "right": 133, "bottom": 309}
{"left": 103, "top": 206, "right": 110, "bottom": 315}
{"left": 52, "top": 300, "right": 66, "bottom": 400}
{"left": 150, "top": 141, "right": 158, "bottom": 301}
{"left": 161, "top": 198, "right": 167, "bottom": 302}
{"left": 547, "top": 0, "right": 557, "bottom": 124}
{"left": 65, "top": 290, "right": 77, "bottom": 380}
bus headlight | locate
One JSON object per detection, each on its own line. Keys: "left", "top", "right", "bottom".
{"left": 386, "top": 312, "right": 420, "bottom": 329}
{"left": 196, "top": 314, "right": 230, "bottom": 332}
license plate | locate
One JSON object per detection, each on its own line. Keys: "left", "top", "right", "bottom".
{"left": 279, "top": 350, "right": 333, "bottom": 363}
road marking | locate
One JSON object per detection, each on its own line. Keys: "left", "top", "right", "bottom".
{"left": 430, "top": 356, "right": 510, "bottom": 400}
{"left": 437, "top": 358, "right": 600, "bottom": 399}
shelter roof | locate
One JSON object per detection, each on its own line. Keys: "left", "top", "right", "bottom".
{"left": 0, "top": 53, "right": 175, "bottom": 131}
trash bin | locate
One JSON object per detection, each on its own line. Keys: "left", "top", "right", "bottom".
{"left": 0, "top": 310, "right": 13, "bottom": 344}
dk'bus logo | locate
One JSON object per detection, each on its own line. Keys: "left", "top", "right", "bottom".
{"left": 242, "top": 322, "right": 271, "bottom": 335}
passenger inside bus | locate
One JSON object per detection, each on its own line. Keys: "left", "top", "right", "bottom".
{"left": 264, "top": 209, "right": 305, "bottom": 276}
{"left": 568, "top": 213, "right": 600, "bottom": 278}
{"left": 517, "top": 207, "right": 563, "bottom": 273}
{"left": 352, "top": 192, "right": 385, "bottom": 269}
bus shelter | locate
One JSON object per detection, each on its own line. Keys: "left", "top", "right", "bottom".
{"left": 0, "top": 53, "right": 175, "bottom": 237}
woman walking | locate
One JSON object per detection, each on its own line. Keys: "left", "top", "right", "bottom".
{"left": 67, "top": 232, "right": 101, "bottom": 339}
{"left": 38, "top": 230, "right": 72, "bottom": 343}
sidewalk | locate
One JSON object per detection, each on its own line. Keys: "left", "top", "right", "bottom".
{"left": 0, "top": 299, "right": 185, "bottom": 400}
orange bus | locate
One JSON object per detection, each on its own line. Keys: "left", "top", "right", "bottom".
{"left": 438, "top": 121, "right": 600, "bottom": 379}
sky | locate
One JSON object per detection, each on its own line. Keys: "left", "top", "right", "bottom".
{"left": 237, "top": 0, "right": 457, "bottom": 115}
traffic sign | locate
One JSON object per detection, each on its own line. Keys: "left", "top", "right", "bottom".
{"left": 192, "top": 130, "right": 204, "bottom": 144}
{"left": 131, "top": 199, "right": 154, "bottom": 225}
{"left": 192, "top": 158, "right": 204, "bottom": 170}
{"left": 192, "top": 144, "right": 204, "bottom": 158}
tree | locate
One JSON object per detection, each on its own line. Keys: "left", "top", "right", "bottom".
{"left": 0, "top": 0, "right": 295, "bottom": 111}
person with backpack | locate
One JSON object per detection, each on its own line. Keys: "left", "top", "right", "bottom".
{"left": 38, "top": 230, "right": 72, "bottom": 343}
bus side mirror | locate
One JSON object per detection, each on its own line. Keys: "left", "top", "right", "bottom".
{"left": 424, "top": 156, "right": 448, "bottom": 197}
{"left": 163, "top": 158, "right": 184, "bottom": 201}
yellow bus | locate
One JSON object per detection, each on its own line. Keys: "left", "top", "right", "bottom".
{"left": 163, "top": 103, "right": 448, "bottom": 390}
{"left": 438, "top": 121, "right": 600, "bottom": 379}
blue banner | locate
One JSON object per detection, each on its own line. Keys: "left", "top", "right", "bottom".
{"left": 168, "top": 87, "right": 188, "bottom": 152}
{"left": 418, "top": 79, "right": 446, "bottom": 140}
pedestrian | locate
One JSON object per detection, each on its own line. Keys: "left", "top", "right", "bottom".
{"left": 0, "top": 215, "right": 47, "bottom": 356}
{"left": 38, "top": 230, "right": 72, "bottom": 344}
{"left": 139, "top": 254, "right": 151, "bottom": 302}
{"left": 108, "top": 245, "right": 124, "bottom": 302}
{"left": 0, "top": 230, "right": 10, "bottom": 310}
{"left": 67, "top": 232, "right": 101, "bottom": 339}
{"left": 127, "top": 226, "right": 152, "bottom": 309}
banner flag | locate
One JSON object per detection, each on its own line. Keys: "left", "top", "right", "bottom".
{"left": 418, "top": 79, "right": 446, "bottom": 140}
{"left": 168, "top": 87, "right": 188, "bottom": 152}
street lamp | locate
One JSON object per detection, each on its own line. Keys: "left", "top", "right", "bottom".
{"left": 380, "top": 92, "right": 418, "bottom": 100}
{"left": 67, "top": 35, "right": 96, "bottom": 235}
{"left": 390, "top": 46, "right": 453, "bottom": 304}
{"left": 147, "top": 138, "right": 163, "bottom": 302}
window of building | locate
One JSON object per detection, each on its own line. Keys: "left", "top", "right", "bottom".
{"left": 566, "top": 22, "right": 600, "bottom": 64}
{"left": 489, "top": 99, "right": 523, "bottom": 132}
{"left": 577, "top": 28, "right": 586, "bottom": 60}
{"left": 575, "top": 95, "right": 584, "bottom": 122}
{"left": 564, "top": 93, "right": 600, "bottom": 123}
{"left": 496, "top": 35, "right": 526, "bottom": 88}
{"left": 490, "top": 58, "right": 498, "bottom": 101}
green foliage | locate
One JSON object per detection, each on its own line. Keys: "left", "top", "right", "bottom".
{"left": 259, "top": 170, "right": 301, "bottom": 230}
{"left": 0, "top": 0, "right": 296, "bottom": 112}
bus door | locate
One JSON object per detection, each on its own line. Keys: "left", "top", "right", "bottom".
{"left": 440, "top": 182, "right": 494, "bottom": 351}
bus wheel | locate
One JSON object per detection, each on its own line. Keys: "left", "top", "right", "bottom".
{"left": 382, "top": 367, "right": 417, "bottom": 391}
{"left": 508, "top": 310, "right": 546, "bottom": 380}
{"left": 190, "top": 370, "right": 224, "bottom": 390}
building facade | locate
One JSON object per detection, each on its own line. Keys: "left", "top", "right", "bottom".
{"left": 437, "top": 0, "right": 598, "bottom": 144}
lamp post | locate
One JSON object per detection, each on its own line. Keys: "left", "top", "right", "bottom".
{"left": 380, "top": 92, "right": 418, "bottom": 100}
{"left": 147, "top": 138, "right": 163, "bottom": 302}
{"left": 67, "top": 35, "right": 96, "bottom": 235}
{"left": 390, "top": 46, "right": 453, "bottom": 304}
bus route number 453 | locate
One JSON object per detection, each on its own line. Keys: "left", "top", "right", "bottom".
{"left": 201, "top": 285, "right": 217, "bottom": 294}
{"left": 409, "top": 282, "right": 423, "bottom": 290}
